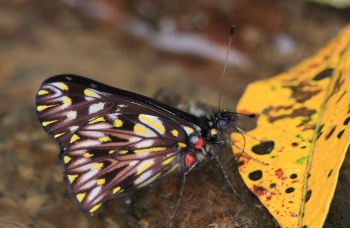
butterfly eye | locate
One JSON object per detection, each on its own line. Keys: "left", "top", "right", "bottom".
{"left": 217, "top": 119, "right": 228, "bottom": 130}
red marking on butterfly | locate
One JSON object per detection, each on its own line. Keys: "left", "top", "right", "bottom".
{"left": 195, "top": 138, "right": 204, "bottom": 149}
{"left": 185, "top": 154, "right": 196, "bottom": 167}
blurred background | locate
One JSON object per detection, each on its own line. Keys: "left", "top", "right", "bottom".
{"left": 0, "top": 0, "right": 349, "bottom": 227}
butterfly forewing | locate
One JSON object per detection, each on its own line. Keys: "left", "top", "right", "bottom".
{"left": 36, "top": 75, "right": 201, "bottom": 148}
{"left": 36, "top": 78, "right": 118, "bottom": 149}
{"left": 36, "top": 75, "right": 203, "bottom": 213}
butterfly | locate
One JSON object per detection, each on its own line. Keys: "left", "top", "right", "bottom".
{"left": 35, "top": 74, "right": 243, "bottom": 215}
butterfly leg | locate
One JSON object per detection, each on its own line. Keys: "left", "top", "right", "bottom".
{"left": 224, "top": 140, "right": 269, "bottom": 165}
{"left": 166, "top": 161, "right": 199, "bottom": 224}
{"left": 209, "top": 153, "right": 242, "bottom": 204}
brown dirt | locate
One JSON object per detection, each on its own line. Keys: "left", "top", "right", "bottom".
{"left": 0, "top": 0, "right": 349, "bottom": 227}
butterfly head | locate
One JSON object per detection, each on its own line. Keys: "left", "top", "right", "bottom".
{"left": 214, "top": 111, "right": 238, "bottom": 131}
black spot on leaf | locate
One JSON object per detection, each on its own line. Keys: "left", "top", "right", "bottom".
{"left": 306, "top": 190, "right": 312, "bottom": 203}
{"left": 337, "top": 129, "right": 345, "bottom": 139}
{"left": 344, "top": 117, "right": 350, "bottom": 125}
{"left": 292, "top": 142, "right": 299, "bottom": 147}
{"left": 285, "top": 187, "right": 295, "bottom": 193}
{"left": 328, "top": 169, "right": 333, "bottom": 178}
{"left": 290, "top": 174, "right": 297, "bottom": 179}
{"left": 312, "top": 68, "right": 334, "bottom": 81}
{"left": 270, "top": 183, "right": 277, "bottom": 189}
{"left": 249, "top": 170, "right": 263, "bottom": 181}
{"left": 251, "top": 141, "right": 275, "bottom": 155}
{"left": 325, "top": 126, "right": 336, "bottom": 140}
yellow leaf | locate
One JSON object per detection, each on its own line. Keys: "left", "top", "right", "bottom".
{"left": 231, "top": 24, "right": 350, "bottom": 228}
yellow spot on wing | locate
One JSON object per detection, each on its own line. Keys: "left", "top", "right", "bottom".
{"left": 162, "top": 156, "right": 175, "bottom": 165}
{"left": 137, "top": 173, "right": 162, "bottom": 188}
{"left": 84, "top": 89, "right": 99, "bottom": 97}
{"left": 184, "top": 126, "right": 193, "bottom": 133}
{"left": 91, "top": 163, "right": 104, "bottom": 170}
{"left": 67, "top": 113, "right": 76, "bottom": 118}
{"left": 139, "top": 114, "right": 165, "bottom": 134}
{"left": 118, "top": 150, "right": 128, "bottom": 154}
{"left": 42, "top": 119, "right": 59, "bottom": 126}
{"left": 83, "top": 153, "right": 93, "bottom": 158}
{"left": 136, "top": 143, "right": 151, "bottom": 148}
{"left": 70, "top": 126, "right": 79, "bottom": 132}
{"left": 56, "top": 83, "right": 69, "bottom": 91}
{"left": 68, "top": 174, "right": 78, "bottom": 183}
{"left": 38, "top": 90, "right": 49, "bottom": 96}
{"left": 114, "top": 119, "right": 123, "bottom": 127}
{"left": 97, "top": 178, "right": 106, "bottom": 185}
{"left": 178, "top": 143, "right": 187, "bottom": 148}
{"left": 210, "top": 129, "right": 217, "bottom": 136}
{"left": 171, "top": 129, "right": 179, "bottom": 137}
{"left": 89, "top": 203, "right": 102, "bottom": 213}
{"left": 164, "top": 164, "right": 179, "bottom": 176}
{"left": 134, "top": 147, "right": 166, "bottom": 153}
{"left": 136, "top": 161, "right": 154, "bottom": 175}
{"left": 70, "top": 134, "right": 80, "bottom": 143}
{"left": 64, "top": 156, "right": 72, "bottom": 163}
{"left": 134, "top": 125, "right": 150, "bottom": 134}
{"left": 129, "top": 138, "right": 137, "bottom": 142}
{"left": 62, "top": 97, "right": 72, "bottom": 104}
{"left": 99, "top": 136, "right": 111, "bottom": 142}
{"left": 54, "top": 132, "right": 65, "bottom": 138}
{"left": 89, "top": 117, "right": 105, "bottom": 124}
{"left": 37, "top": 104, "right": 57, "bottom": 112}
{"left": 76, "top": 193, "right": 86, "bottom": 202}
{"left": 113, "top": 187, "right": 122, "bottom": 194}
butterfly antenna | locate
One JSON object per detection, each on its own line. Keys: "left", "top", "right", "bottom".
{"left": 167, "top": 162, "right": 198, "bottom": 224}
{"left": 219, "top": 25, "right": 236, "bottom": 111}
{"left": 236, "top": 113, "right": 256, "bottom": 119}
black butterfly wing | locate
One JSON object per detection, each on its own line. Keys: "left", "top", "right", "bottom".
{"left": 36, "top": 74, "right": 202, "bottom": 213}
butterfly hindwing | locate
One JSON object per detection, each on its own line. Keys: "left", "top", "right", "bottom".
{"left": 63, "top": 113, "right": 188, "bottom": 213}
